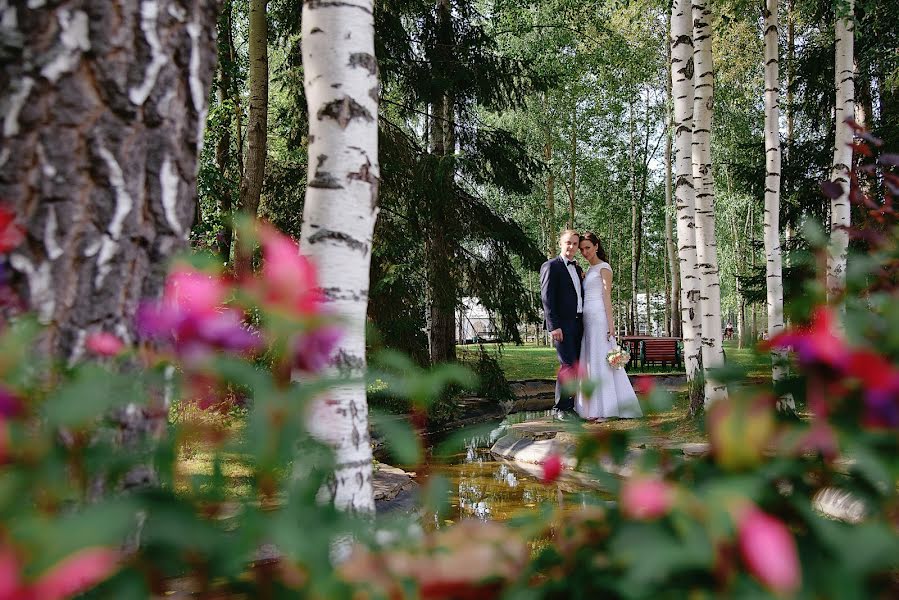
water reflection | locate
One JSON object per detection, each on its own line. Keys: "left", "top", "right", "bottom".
{"left": 429, "top": 413, "right": 595, "bottom": 525}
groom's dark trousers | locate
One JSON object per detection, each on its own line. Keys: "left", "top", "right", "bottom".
{"left": 540, "top": 256, "right": 584, "bottom": 412}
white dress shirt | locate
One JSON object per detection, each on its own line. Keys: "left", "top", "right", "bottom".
{"left": 561, "top": 255, "right": 583, "bottom": 313}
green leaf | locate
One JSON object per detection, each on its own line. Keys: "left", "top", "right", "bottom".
{"left": 42, "top": 365, "right": 139, "bottom": 427}
{"left": 370, "top": 411, "right": 422, "bottom": 465}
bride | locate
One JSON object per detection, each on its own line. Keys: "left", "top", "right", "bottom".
{"left": 575, "top": 232, "right": 642, "bottom": 421}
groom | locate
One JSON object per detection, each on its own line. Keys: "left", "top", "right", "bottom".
{"left": 540, "top": 230, "right": 584, "bottom": 421}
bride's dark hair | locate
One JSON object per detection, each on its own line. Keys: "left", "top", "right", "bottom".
{"left": 581, "top": 231, "right": 608, "bottom": 262}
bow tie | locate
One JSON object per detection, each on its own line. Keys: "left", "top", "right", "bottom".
{"left": 566, "top": 260, "right": 577, "bottom": 267}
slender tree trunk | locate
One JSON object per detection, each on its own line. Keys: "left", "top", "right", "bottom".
{"left": 763, "top": 0, "right": 792, "bottom": 410}
{"left": 0, "top": 0, "right": 217, "bottom": 436}
{"left": 230, "top": 14, "right": 245, "bottom": 181}
{"left": 215, "top": 1, "right": 236, "bottom": 263}
{"left": 238, "top": 0, "right": 268, "bottom": 222}
{"left": 543, "top": 96, "right": 556, "bottom": 258}
{"left": 425, "top": 0, "right": 456, "bottom": 365}
{"left": 665, "top": 44, "right": 681, "bottom": 339}
{"left": 629, "top": 100, "right": 639, "bottom": 334}
{"left": 568, "top": 103, "right": 576, "bottom": 228}
{"left": 827, "top": 0, "right": 855, "bottom": 300}
{"left": 671, "top": 0, "right": 702, "bottom": 380}
{"left": 692, "top": 0, "right": 727, "bottom": 406}
{"left": 300, "top": 0, "right": 379, "bottom": 514}
{"left": 784, "top": 0, "right": 795, "bottom": 272}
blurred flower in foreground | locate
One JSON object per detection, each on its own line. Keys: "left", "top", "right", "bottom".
{"left": 0, "top": 207, "right": 24, "bottom": 254}
{"left": 85, "top": 332, "right": 124, "bottom": 357}
{"left": 766, "top": 307, "right": 846, "bottom": 369}
{"left": 0, "top": 545, "right": 120, "bottom": 600}
{"left": 137, "top": 267, "right": 260, "bottom": 361}
{"left": 0, "top": 385, "right": 22, "bottom": 419}
{"left": 339, "top": 521, "right": 527, "bottom": 599}
{"left": 708, "top": 395, "right": 775, "bottom": 471}
{"left": 258, "top": 226, "right": 322, "bottom": 316}
{"left": 541, "top": 453, "right": 563, "bottom": 484}
{"left": 620, "top": 477, "right": 675, "bottom": 520}
{"left": 292, "top": 325, "right": 342, "bottom": 373}
{"left": 737, "top": 507, "right": 801, "bottom": 595}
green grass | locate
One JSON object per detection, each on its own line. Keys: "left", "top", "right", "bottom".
{"left": 458, "top": 342, "right": 685, "bottom": 381}
{"left": 458, "top": 340, "right": 775, "bottom": 383}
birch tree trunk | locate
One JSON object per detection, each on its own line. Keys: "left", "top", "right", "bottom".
{"left": 762, "top": 0, "right": 792, "bottom": 410}
{"left": 664, "top": 113, "right": 681, "bottom": 338}
{"left": 692, "top": 0, "right": 727, "bottom": 406}
{"left": 827, "top": 0, "right": 855, "bottom": 300}
{"left": 300, "top": 0, "right": 379, "bottom": 514}
{"left": 238, "top": 0, "right": 268, "bottom": 221}
{"left": 0, "top": 0, "right": 216, "bottom": 356}
{"left": 670, "top": 0, "right": 702, "bottom": 381}
{"left": 0, "top": 0, "right": 216, "bottom": 456}
{"left": 215, "top": 1, "right": 236, "bottom": 263}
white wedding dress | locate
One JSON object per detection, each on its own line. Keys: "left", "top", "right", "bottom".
{"left": 575, "top": 262, "right": 643, "bottom": 419}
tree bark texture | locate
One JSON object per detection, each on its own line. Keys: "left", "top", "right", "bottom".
{"left": 692, "top": 0, "right": 727, "bottom": 406}
{"left": 827, "top": 0, "right": 854, "bottom": 300}
{"left": 238, "top": 0, "right": 268, "bottom": 221}
{"left": 664, "top": 99, "right": 681, "bottom": 338}
{"left": 300, "top": 0, "right": 379, "bottom": 514}
{"left": 762, "top": 0, "right": 791, "bottom": 409}
{"left": 0, "top": 0, "right": 217, "bottom": 364}
{"left": 424, "top": 0, "right": 456, "bottom": 366}
{"left": 215, "top": 1, "right": 235, "bottom": 262}
{"left": 670, "top": 0, "right": 702, "bottom": 381}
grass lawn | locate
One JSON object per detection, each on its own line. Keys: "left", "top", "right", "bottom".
{"left": 458, "top": 340, "right": 773, "bottom": 383}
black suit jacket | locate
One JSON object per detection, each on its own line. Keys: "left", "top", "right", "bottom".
{"left": 540, "top": 256, "right": 583, "bottom": 331}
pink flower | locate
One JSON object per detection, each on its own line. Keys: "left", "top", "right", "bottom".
{"left": 0, "top": 546, "right": 23, "bottom": 599}
{"left": 633, "top": 376, "right": 655, "bottom": 396}
{"left": 558, "top": 362, "right": 586, "bottom": 386}
{"left": 165, "top": 268, "right": 228, "bottom": 315}
{"left": 259, "top": 227, "right": 321, "bottom": 315}
{"left": 0, "top": 207, "right": 24, "bottom": 254}
{"left": 31, "top": 547, "right": 120, "bottom": 600}
{"left": 137, "top": 268, "right": 260, "bottom": 361}
{"left": 620, "top": 477, "right": 675, "bottom": 520}
{"left": 541, "top": 453, "right": 563, "bottom": 484}
{"left": 0, "top": 385, "right": 22, "bottom": 419}
{"left": 292, "top": 326, "right": 342, "bottom": 373}
{"left": 738, "top": 508, "right": 801, "bottom": 595}
{"left": 845, "top": 350, "right": 899, "bottom": 428}
{"left": 766, "top": 307, "right": 847, "bottom": 369}
{"left": 85, "top": 332, "right": 125, "bottom": 357}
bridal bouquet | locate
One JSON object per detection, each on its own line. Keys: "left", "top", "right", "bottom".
{"left": 606, "top": 345, "right": 630, "bottom": 370}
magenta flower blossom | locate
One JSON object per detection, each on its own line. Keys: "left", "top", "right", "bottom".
{"left": 0, "top": 385, "right": 22, "bottom": 419}
{"left": 766, "top": 307, "right": 847, "bottom": 369}
{"left": 259, "top": 226, "right": 322, "bottom": 316}
{"left": 0, "top": 545, "right": 119, "bottom": 600}
{"left": 137, "top": 267, "right": 260, "bottom": 361}
{"left": 738, "top": 507, "right": 801, "bottom": 595}
{"left": 620, "top": 477, "right": 675, "bottom": 520}
{"left": 85, "top": 332, "right": 125, "bottom": 357}
{"left": 541, "top": 453, "right": 563, "bottom": 484}
{"left": 292, "top": 326, "right": 342, "bottom": 373}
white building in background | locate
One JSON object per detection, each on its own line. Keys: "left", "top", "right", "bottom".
{"left": 457, "top": 297, "right": 499, "bottom": 343}
{"left": 635, "top": 291, "right": 667, "bottom": 336}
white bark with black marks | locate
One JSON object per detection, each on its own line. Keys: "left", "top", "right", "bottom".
{"left": 692, "top": 0, "right": 727, "bottom": 405}
{"left": 762, "top": 0, "right": 792, "bottom": 409}
{"left": 0, "top": 0, "right": 217, "bottom": 365}
{"left": 670, "top": 0, "right": 701, "bottom": 380}
{"left": 300, "top": 0, "right": 379, "bottom": 515}
{"left": 828, "top": 0, "right": 854, "bottom": 300}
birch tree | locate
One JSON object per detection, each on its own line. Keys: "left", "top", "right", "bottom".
{"left": 670, "top": 0, "right": 702, "bottom": 381}
{"left": 692, "top": 0, "right": 727, "bottom": 405}
{"left": 300, "top": 0, "right": 380, "bottom": 514}
{"left": 762, "top": 0, "right": 792, "bottom": 409}
{"left": 827, "top": 0, "right": 855, "bottom": 300}
{"left": 0, "top": 0, "right": 217, "bottom": 392}
{"left": 238, "top": 0, "right": 268, "bottom": 223}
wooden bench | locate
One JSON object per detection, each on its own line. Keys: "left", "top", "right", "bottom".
{"left": 640, "top": 338, "right": 681, "bottom": 368}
